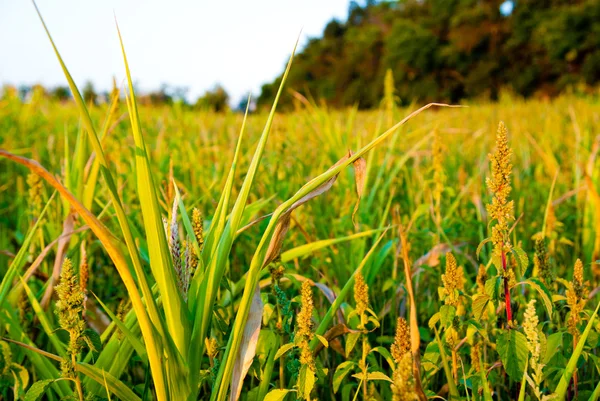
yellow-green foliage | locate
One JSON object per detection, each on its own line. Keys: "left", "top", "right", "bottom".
{"left": 2, "top": 91, "right": 600, "bottom": 401}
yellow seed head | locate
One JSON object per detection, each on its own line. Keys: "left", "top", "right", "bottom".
{"left": 354, "top": 273, "right": 369, "bottom": 323}
{"left": 55, "top": 258, "right": 86, "bottom": 377}
{"left": 486, "top": 122, "right": 514, "bottom": 259}
{"left": 299, "top": 339, "right": 315, "bottom": 371}
{"left": 297, "top": 281, "right": 314, "bottom": 340}
{"left": 192, "top": 208, "right": 204, "bottom": 248}
{"left": 55, "top": 258, "right": 85, "bottom": 331}
{"left": 206, "top": 338, "right": 219, "bottom": 359}
{"left": 442, "top": 253, "right": 464, "bottom": 307}
{"left": 446, "top": 327, "right": 459, "bottom": 348}
{"left": 523, "top": 300, "right": 541, "bottom": 370}
{"left": 471, "top": 343, "right": 481, "bottom": 373}
{"left": 523, "top": 300, "right": 545, "bottom": 391}
{"left": 391, "top": 317, "right": 411, "bottom": 364}
{"left": 567, "top": 259, "right": 587, "bottom": 334}
{"left": 533, "top": 239, "right": 552, "bottom": 284}
{"left": 391, "top": 353, "right": 417, "bottom": 401}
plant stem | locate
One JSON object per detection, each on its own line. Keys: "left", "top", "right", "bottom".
{"left": 501, "top": 247, "right": 512, "bottom": 324}
{"left": 72, "top": 353, "right": 84, "bottom": 401}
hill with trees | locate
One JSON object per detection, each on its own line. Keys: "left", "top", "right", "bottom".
{"left": 258, "top": 0, "right": 600, "bottom": 109}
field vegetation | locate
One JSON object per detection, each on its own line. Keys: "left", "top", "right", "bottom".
{"left": 1, "top": 5, "right": 600, "bottom": 401}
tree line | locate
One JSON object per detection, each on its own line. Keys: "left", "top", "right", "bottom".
{"left": 1, "top": 81, "right": 230, "bottom": 112}
{"left": 257, "top": 0, "right": 600, "bottom": 109}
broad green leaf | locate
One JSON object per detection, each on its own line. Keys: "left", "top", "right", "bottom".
{"left": 369, "top": 346, "right": 395, "bottom": 369}
{"left": 298, "top": 365, "right": 316, "bottom": 400}
{"left": 472, "top": 294, "right": 491, "bottom": 321}
{"left": 439, "top": 305, "right": 456, "bottom": 328}
{"left": 23, "top": 379, "right": 54, "bottom": 401}
{"left": 274, "top": 343, "right": 295, "bottom": 360}
{"left": 263, "top": 389, "right": 293, "bottom": 401}
{"left": 315, "top": 334, "right": 328, "bottom": 348}
{"left": 512, "top": 247, "right": 529, "bottom": 279}
{"left": 544, "top": 333, "right": 563, "bottom": 364}
{"left": 11, "top": 363, "right": 29, "bottom": 395}
{"left": 345, "top": 332, "right": 361, "bottom": 356}
{"left": 365, "top": 371, "right": 392, "bottom": 382}
{"left": 333, "top": 361, "right": 356, "bottom": 393}
{"left": 82, "top": 329, "right": 102, "bottom": 362}
{"left": 485, "top": 276, "right": 502, "bottom": 301}
{"left": 497, "top": 330, "right": 528, "bottom": 381}
{"left": 428, "top": 312, "right": 441, "bottom": 329}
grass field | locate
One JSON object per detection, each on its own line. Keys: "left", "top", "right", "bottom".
{"left": 1, "top": 16, "right": 600, "bottom": 401}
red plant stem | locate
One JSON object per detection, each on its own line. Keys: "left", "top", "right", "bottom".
{"left": 501, "top": 247, "right": 513, "bottom": 325}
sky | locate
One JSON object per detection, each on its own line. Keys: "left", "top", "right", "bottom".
{"left": 0, "top": 1, "right": 350, "bottom": 104}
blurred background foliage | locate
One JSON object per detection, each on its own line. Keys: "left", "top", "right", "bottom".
{"left": 258, "top": 0, "right": 600, "bottom": 109}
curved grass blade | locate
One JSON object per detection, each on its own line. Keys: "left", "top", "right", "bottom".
{"left": 32, "top": 1, "right": 164, "bottom": 372}
{"left": 194, "top": 40, "right": 300, "bottom": 395}
{"left": 280, "top": 228, "right": 387, "bottom": 262}
{"left": 77, "top": 363, "right": 142, "bottom": 401}
{"left": 116, "top": 22, "right": 190, "bottom": 364}
{"left": 31, "top": 0, "right": 165, "bottom": 353}
{"left": 92, "top": 294, "right": 148, "bottom": 363}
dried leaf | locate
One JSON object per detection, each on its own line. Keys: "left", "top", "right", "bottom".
{"left": 351, "top": 154, "right": 366, "bottom": 229}
{"left": 230, "top": 285, "right": 263, "bottom": 401}
{"left": 313, "top": 323, "right": 356, "bottom": 357}
{"left": 262, "top": 153, "right": 353, "bottom": 267}
{"left": 41, "top": 212, "right": 75, "bottom": 308}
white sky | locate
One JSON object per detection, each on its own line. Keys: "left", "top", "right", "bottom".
{"left": 0, "top": 1, "right": 349, "bottom": 104}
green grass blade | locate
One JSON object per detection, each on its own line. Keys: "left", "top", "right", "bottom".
{"left": 76, "top": 364, "right": 142, "bottom": 401}
{"left": 20, "top": 278, "right": 66, "bottom": 357}
{"left": 0, "top": 190, "right": 55, "bottom": 307}
{"left": 192, "top": 41, "right": 299, "bottom": 393}
{"left": 116, "top": 23, "right": 190, "bottom": 366}
{"left": 280, "top": 228, "right": 387, "bottom": 262}
{"left": 554, "top": 300, "right": 600, "bottom": 399}
{"left": 311, "top": 230, "right": 388, "bottom": 345}
{"left": 199, "top": 96, "right": 251, "bottom": 271}
{"left": 31, "top": 0, "right": 165, "bottom": 346}
{"left": 93, "top": 294, "right": 148, "bottom": 363}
